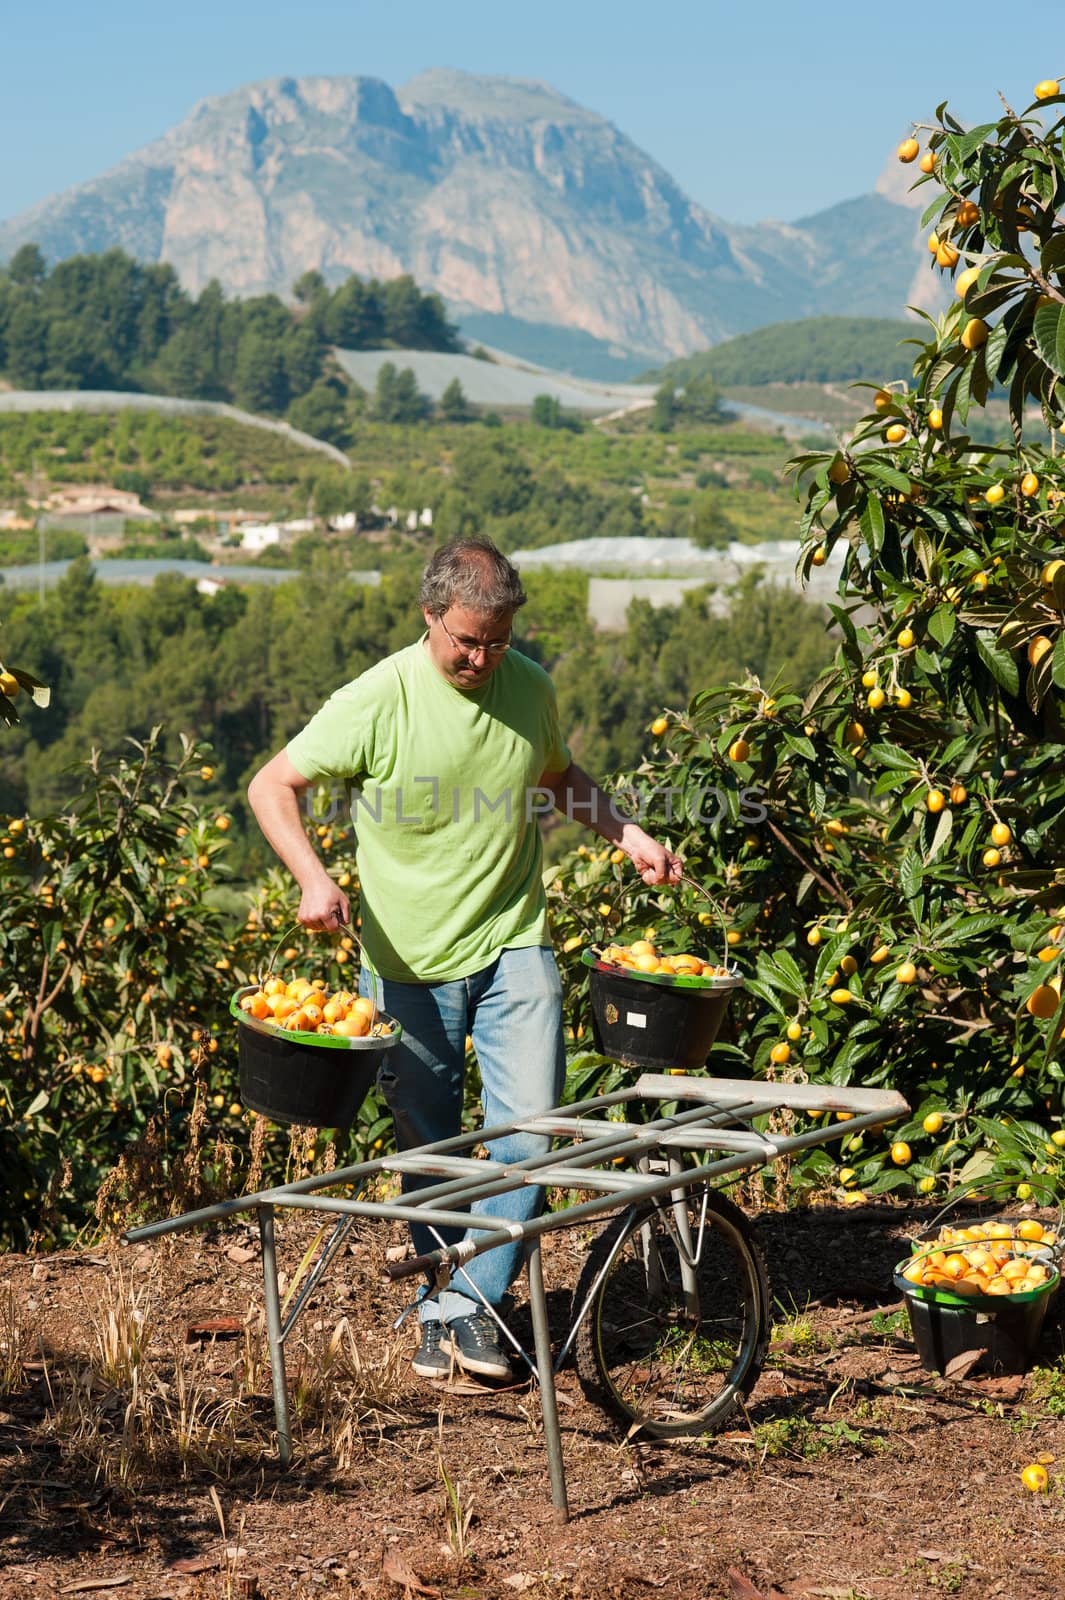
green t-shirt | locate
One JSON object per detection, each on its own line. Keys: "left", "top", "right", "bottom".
{"left": 286, "top": 639, "right": 571, "bottom": 983}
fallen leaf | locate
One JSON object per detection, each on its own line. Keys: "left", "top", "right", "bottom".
{"left": 943, "top": 1349, "right": 984, "bottom": 1381}
{"left": 185, "top": 1317, "right": 244, "bottom": 1341}
{"left": 981, "top": 1374, "right": 1026, "bottom": 1401}
{"left": 225, "top": 1245, "right": 258, "bottom": 1265}
{"left": 728, "top": 1570, "right": 767, "bottom": 1600}
{"left": 168, "top": 1555, "right": 219, "bottom": 1575}
{"left": 503, "top": 1577, "right": 539, "bottom": 1592}
{"left": 59, "top": 1580, "right": 131, "bottom": 1595}
{"left": 381, "top": 1552, "right": 442, "bottom": 1596}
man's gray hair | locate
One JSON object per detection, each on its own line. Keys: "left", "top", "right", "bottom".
{"left": 419, "top": 536, "right": 527, "bottom": 619}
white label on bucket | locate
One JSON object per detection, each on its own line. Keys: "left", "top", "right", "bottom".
{"left": 625, "top": 1011, "right": 648, "bottom": 1028}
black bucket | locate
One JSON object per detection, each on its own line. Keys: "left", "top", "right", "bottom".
{"left": 582, "top": 954, "right": 742, "bottom": 1071}
{"left": 894, "top": 1249, "right": 1057, "bottom": 1377}
{"left": 903, "top": 1292, "right": 1051, "bottom": 1377}
{"left": 231, "top": 990, "right": 400, "bottom": 1128}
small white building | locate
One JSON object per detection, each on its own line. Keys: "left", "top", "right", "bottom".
{"left": 240, "top": 523, "right": 282, "bottom": 553}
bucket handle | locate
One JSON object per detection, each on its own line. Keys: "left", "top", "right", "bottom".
{"left": 257, "top": 918, "right": 382, "bottom": 1032}
{"left": 678, "top": 874, "right": 731, "bottom": 970}
{"left": 909, "top": 1175, "right": 1064, "bottom": 1246}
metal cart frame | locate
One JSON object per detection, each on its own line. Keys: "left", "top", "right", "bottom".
{"left": 123, "top": 1072, "right": 908, "bottom": 1518}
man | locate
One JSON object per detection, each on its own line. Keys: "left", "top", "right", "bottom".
{"left": 248, "top": 536, "right": 681, "bottom": 1382}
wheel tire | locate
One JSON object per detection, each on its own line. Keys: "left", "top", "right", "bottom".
{"left": 571, "top": 1181, "right": 771, "bottom": 1439}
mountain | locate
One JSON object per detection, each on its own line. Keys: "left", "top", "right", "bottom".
{"left": 0, "top": 72, "right": 944, "bottom": 367}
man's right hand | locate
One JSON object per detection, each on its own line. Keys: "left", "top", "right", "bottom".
{"left": 297, "top": 876, "right": 350, "bottom": 932}
{"left": 248, "top": 752, "right": 351, "bottom": 934}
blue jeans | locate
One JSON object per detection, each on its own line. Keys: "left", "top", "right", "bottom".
{"left": 360, "top": 945, "right": 566, "bottom": 1323}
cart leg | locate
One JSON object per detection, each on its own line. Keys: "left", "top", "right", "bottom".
{"left": 526, "top": 1235, "right": 569, "bottom": 1522}
{"left": 258, "top": 1205, "right": 292, "bottom": 1467}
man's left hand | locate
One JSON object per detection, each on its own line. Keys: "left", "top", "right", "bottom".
{"left": 619, "top": 826, "right": 683, "bottom": 886}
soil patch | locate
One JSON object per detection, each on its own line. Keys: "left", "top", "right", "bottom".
{"left": 2, "top": 1200, "right": 1064, "bottom": 1599}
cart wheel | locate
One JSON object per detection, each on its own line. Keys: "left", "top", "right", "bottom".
{"left": 571, "top": 1180, "right": 771, "bottom": 1439}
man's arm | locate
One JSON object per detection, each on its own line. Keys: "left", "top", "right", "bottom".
{"left": 247, "top": 751, "right": 350, "bottom": 930}
{"left": 541, "top": 761, "right": 682, "bottom": 886}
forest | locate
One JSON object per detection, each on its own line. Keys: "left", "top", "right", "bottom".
{"left": 0, "top": 244, "right": 458, "bottom": 425}
{"left": 654, "top": 315, "right": 918, "bottom": 388}
{"left": 0, "top": 554, "right": 834, "bottom": 872}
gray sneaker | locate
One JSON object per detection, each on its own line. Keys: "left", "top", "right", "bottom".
{"left": 412, "top": 1317, "right": 451, "bottom": 1379}
{"left": 442, "top": 1309, "right": 513, "bottom": 1381}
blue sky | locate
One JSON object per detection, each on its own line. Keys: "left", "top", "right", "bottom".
{"left": 1, "top": 0, "right": 1061, "bottom": 225}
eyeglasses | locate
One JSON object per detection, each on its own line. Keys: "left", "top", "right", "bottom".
{"left": 437, "top": 615, "right": 511, "bottom": 660}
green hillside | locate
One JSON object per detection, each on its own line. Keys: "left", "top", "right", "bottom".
{"left": 653, "top": 317, "right": 918, "bottom": 388}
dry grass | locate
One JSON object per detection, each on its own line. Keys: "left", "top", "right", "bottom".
{"left": 0, "top": 1281, "right": 31, "bottom": 1394}
{"left": 437, "top": 1404, "right": 476, "bottom": 1560}
{"left": 25, "top": 1264, "right": 410, "bottom": 1488}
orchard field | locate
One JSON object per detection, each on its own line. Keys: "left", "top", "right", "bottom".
{"left": 3, "top": 82, "right": 1065, "bottom": 1600}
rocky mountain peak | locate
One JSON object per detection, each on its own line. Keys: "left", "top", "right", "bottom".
{"left": 0, "top": 72, "right": 934, "bottom": 366}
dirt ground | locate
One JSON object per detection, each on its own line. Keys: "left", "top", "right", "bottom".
{"left": 2, "top": 1198, "right": 1065, "bottom": 1600}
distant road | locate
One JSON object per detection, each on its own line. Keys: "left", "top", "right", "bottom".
{"left": 0, "top": 391, "right": 351, "bottom": 467}
{"left": 0, "top": 558, "right": 381, "bottom": 591}
{"left": 0, "top": 558, "right": 300, "bottom": 590}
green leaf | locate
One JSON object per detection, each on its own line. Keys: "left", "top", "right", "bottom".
{"left": 10, "top": 668, "right": 51, "bottom": 710}
{"left": 745, "top": 977, "right": 787, "bottom": 1016}
{"left": 1034, "top": 302, "right": 1065, "bottom": 377}
{"left": 926, "top": 604, "right": 956, "bottom": 649}
{"left": 830, "top": 1037, "right": 882, "bottom": 1076}
{"left": 861, "top": 463, "right": 912, "bottom": 494}
{"left": 946, "top": 123, "right": 999, "bottom": 162}
{"left": 1040, "top": 236, "right": 1065, "bottom": 274}
{"left": 899, "top": 848, "right": 924, "bottom": 904}
{"left": 938, "top": 913, "right": 1007, "bottom": 946}
{"left": 1053, "top": 632, "right": 1065, "bottom": 691}
{"left": 768, "top": 948, "right": 807, "bottom": 996}
{"left": 974, "top": 630, "right": 1020, "bottom": 695}
{"left": 827, "top": 604, "right": 858, "bottom": 646}
{"left": 911, "top": 527, "right": 937, "bottom": 580}
{"left": 954, "top": 345, "right": 975, "bottom": 422}
{"left": 924, "top": 806, "right": 953, "bottom": 866}
{"left": 801, "top": 669, "right": 843, "bottom": 719}
{"left": 869, "top": 741, "right": 922, "bottom": 772}
{"left": 925, "top": 349, "right": 967, "bottom": 397}
{"left": 1027, "top": 639, "right": 1055, "bottom": 712}
{"left": 858, "top": 494, "right": 885, "bottom": 553}
{"left": 756, "top": 949, "right": 806, "bottom": 1000}
{"left": 957, "top": 1148, "right": 997, "bottom": 1185}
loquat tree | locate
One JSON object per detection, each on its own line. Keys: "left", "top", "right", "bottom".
{"left": 0, "top": 732, "right": 237, "bottom": 1245}
{"left": 551, "top": 80, "right": 1065, "bottom": 1204}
